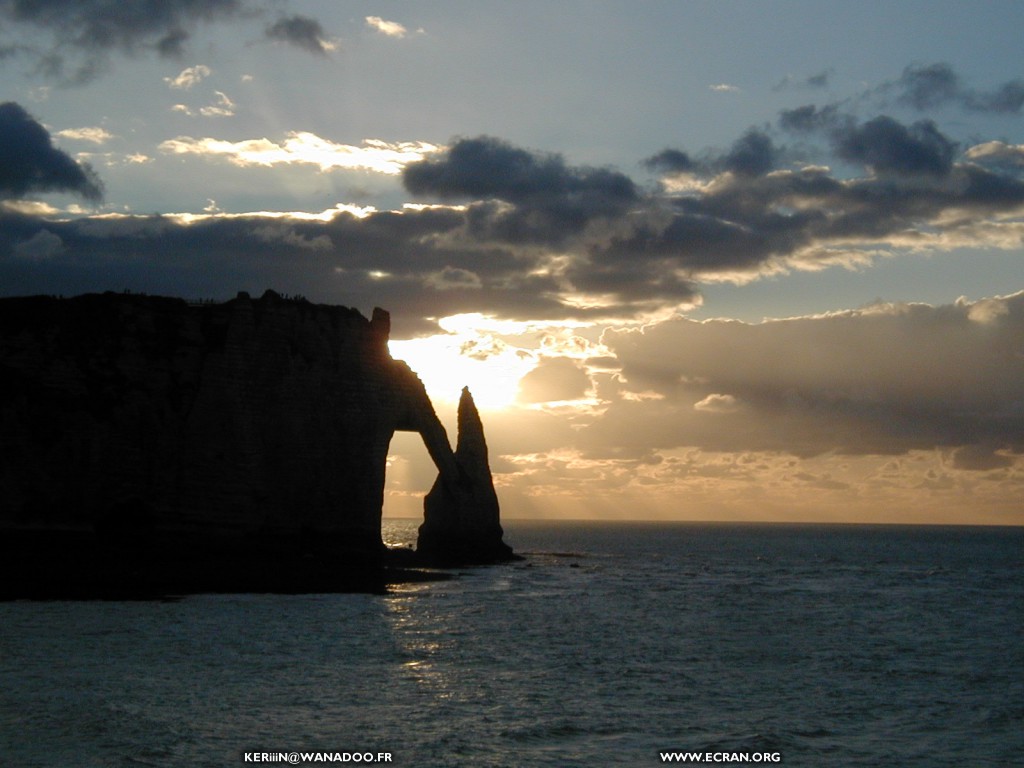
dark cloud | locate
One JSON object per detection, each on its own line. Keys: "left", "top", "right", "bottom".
{"left": 404, "top": 136, "right": 638, "bottom": 244}
{"left": 897, "top": 62, "right": 961, "bottom": 110}
{"left": 806, "top": 70, "right": 831, "bottom": 88}
{"left": 606, "top": 123, "right": 1024, "bottom": 281}
{"left": 3, "top": 118, "right": 1024, "bottom": 331}
{"left": 643, "top": 148, "right": 696, "bottom": 174}
{"left": 405, "top": 136, "right": 637, "bottom": 207}
{"left": 0, "top": 206, "right": 625, "bottom": 335}
{"left": 0, "top": 102, "right": 102, "bottom": 200}
{"left": 722, "top": 129, "right": 779, "bottom": 176}
{"left": 568, "top": 254, "right": 701, "bottom": 308}
{"left": 833, "top": 116, "right": 957, "bottom": 176}
{"left": 156, "top": 27, "right": 190, "bottom": 58}
{"left": 0, "top": 0, "right": 245, "bottom": 82}
{"left": 264, "top": 15, "right": 332, "bottom": 56}
{"left": 779, "top": 66, "right": 1024, "bottom": 164}
{"left": 778, "top": 104, "right": 843, "bottom": 134}
{"left": 892, "top": 62, "right": 1024, "bottom": 115}
{"left": 965, "top": 80, "right": 1024, "bottom": 114}
{"left": 958, "top": 162, "right": 1024, "bottom": 206}
{"left": 597, "top": 213, "right": 775, "bottom": 275}
{"left": 779, "top": 108, "right": 959, "bottom": 177}
{"left": 0, "top": 0, "right": 240, "bottom": 51}
{"left": 644, "top": 130, "right": 781, "bottom": 179}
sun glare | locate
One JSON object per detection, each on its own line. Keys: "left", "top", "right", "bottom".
{"left": 388, "top": 318, "right": 536, "bottom": 410}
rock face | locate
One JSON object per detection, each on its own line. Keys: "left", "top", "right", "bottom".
{"left": 0, "top": 291, "right": 512, "bottom": 596}
{"left": 417, "top": 387, "right": 515, "bottom": 565}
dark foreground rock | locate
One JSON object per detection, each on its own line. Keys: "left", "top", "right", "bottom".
{"left": 0, "top": 529, "right": 452, "bottom": 600}
{"left": 0, "top": 291, "right": 513, "bottom": 598}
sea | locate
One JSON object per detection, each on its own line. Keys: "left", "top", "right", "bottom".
{"left": 1, "top": 520, "right": 1022, "bottom": 768}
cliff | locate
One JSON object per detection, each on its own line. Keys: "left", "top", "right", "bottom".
{"left": 0, "top": 290, "right": 513, "bottom": 598}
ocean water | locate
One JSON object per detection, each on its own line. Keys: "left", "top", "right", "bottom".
{"left": 1, "top": 520, "right": 1022, "bottom": 767}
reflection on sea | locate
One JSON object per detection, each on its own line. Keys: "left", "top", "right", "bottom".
{"left": 385, "top": 584, "right": 459, "bottom": 702}
{"left": 1, "top": 520, "right": 1021, "bottom": 767}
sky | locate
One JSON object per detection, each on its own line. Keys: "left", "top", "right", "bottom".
{"left": 0, "top": 1, "right": 1022, "bottom": 525}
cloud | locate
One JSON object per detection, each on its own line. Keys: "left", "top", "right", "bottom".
{"left": 832, "top": 116, "right": 957, "bottom": 176}
{"left": 159, "top": 133, "right": 440, "bottom": 173}
{"left": 265, "top": 14, "right": 335, "bottom": 55}
{"left": 778, "top": 104, "right": 843, "bottom": 134}
{"left": 965, "top": 295, "right": 1011, "bottom": 324}
{"left": 644, "top": 128, "right": 781, "bottom": 179}
{"left": 967, "top": 81, "right": 1024, "bottom": 114}
{"left": 365, "top": 16, "right": 409, "bottom": 38}
{"left": 777, "top": 66, "right": 1024, "bottom": 177}
{"left": 721, "top": 129, "right": 779, "bottom": 176}
{"left": 458, "top": 288, "right": 1024, "bottom": 520}
{"left": 0, "top": 200, "right": 684, "bottom": 336}
{"left": 788, "top": 62, "right": 1024, "bottom": 120}
{"left": 404, "top": 136, "right": 637, "bottom": 205}
{"left": 0, "top": 0, "right": 243, "bottom": 83}
{"left": 4, "top": 90, "right": 1024, "bottom": 332}
{"left": 965, "top": 141, "right": 1024, "bottom": 169}
{"left": 198, "top": 91, "right": 236, "bottom": 117}
{"left": 608, "top": 155, "right": 966, "bottom": 279}
{"left": 0, "top": 102, "right": 102, "bottom": 200}
{"left": 403, "top": 136, "right": 639, "bottom": 245}
{"left": 517, "top": 357, "right": 592, "bottom": 404}
{"left": 950, "top": 444, "right": 1015, "bottom": 471}
{"left": 424, "top": 266, "right": 483, "bottom": 291}
{"left": 164, "top": 64, "right": 211, "bottom": 89}
{"left": 896, "top": 62, "right": 961, "bottom": 110}
{"left": 53, "top": 126, "right": 115, "bottom": 144}
{"left": 0, "top": 206, "right": 499, "bottom": 333}
{"left": 169, "top": 90, "right": 235, "bottom": 117}
{"left": 779, "top": 106, "right": 958, "bottom": 176}
{"left": 806, "top": 70, "right": 831, "bottom": 88}
{"left": 594, "top": 293, "right": 1024, "bottom": 463}
{"left": 693, "top": 393, "right": 742, "bottom": 413}
{"left": 643, "top": 148, "right": 696, "bottom": 175}
{"left": 894, "top": 62, "right": 1024, "bottom": 114}
{"left": 3, "top": 114, "right": 1021, "bottom": 332}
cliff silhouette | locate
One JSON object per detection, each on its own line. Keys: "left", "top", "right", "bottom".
{"left": 0, "top": 290, "right": 514, "bottom": 598}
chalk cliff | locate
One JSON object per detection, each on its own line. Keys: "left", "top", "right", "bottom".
{"left": 0, "top": 290, "right": 513, "bottom": 597}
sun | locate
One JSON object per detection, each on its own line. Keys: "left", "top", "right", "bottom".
{"left": 388, "top": 315, "right": 536, "bottom": 410}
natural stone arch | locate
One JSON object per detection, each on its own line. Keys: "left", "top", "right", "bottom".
{"left": 385, "top": 361, "right": 512, "bottom": 564}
